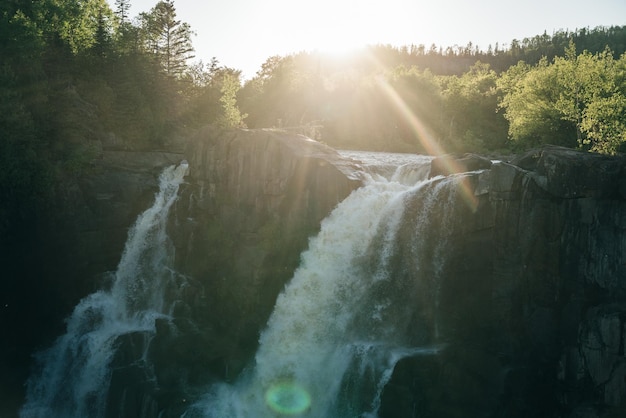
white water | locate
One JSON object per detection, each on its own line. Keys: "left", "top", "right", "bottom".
{"left": 185, "top": 153, "right": 455, "bottom": 418}
{"left": 20, "top": 151, "right": 467, "bottom": 418}
{"left": 21, "top": 162, "right": 189, "bottom": 418}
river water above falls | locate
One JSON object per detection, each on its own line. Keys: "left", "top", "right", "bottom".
{"left": 21, "top": 151, "right": 480, "bottom": 418}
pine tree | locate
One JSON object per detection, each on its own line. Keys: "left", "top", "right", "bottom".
{"left": 114, "top": 0, "right": 131, "bottom": 25}
{"left": 140, "top": 0, "right": 194, "bottom": 77}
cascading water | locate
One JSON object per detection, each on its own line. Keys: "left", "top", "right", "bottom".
{"left": 184, "top": 153, "right": 468, "bottom": 418}
{"left": 20, "top": 150, "right": 478, "bottom": 418}
{"left": 20, "top": 162, "right": 189, "bottom": 418}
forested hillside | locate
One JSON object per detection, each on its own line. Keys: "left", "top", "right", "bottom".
{"left": 0, "top": 0, "right": 244, "bottom": 244}
{"left": 240, "top": 29, "right": 626, "bottom": 154}
{"left": 1, "top": 0, "right": 626, "bottom": 240}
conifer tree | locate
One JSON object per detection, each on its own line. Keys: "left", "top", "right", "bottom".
{"left": 114, "top": 0, "right": 131, "bottom": 25}
{"left": 140, "top": 0, "right": 194, "bottom": 77}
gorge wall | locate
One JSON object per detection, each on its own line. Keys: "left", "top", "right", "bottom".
{"left": 380, "top": 147, "right": 626, "bottom": 418}
{"left": 160, "top": 132, "right": 626, "bottom": 417}
{"left": 6, "top": 128, "right": 626, "bottom": 418}
{"left": 166, "top": 136, "right": 626, "bottom": 417}
{"left": 1, "top": 149, "right": 183, "bottom": 416}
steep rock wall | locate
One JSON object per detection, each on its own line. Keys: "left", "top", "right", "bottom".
{"left": 106, "top": 140, "right": 626, "bottom": 418}
{"left": 0, "top": 150, "right": 183, "bottom": 417}
{"left": 167, "top": 128, "right": 361, "bottom": 370}
{"left": 100, "top": 128, "right": 363, "bottom": 416}
{"left": 382, "top": 146, "right": 626, "bottom": 418}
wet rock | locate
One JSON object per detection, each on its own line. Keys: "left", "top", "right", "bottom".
{"left": 384, "top": 146, "right": 626, "bottom": 417}
{"left": 429, "top": 153, "right": 493, "bottom": 178}
{"left": 169, "top": 128, "right": 361, "bottom": 368}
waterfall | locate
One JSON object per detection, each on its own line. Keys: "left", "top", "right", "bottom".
{"left": 185, "top": 154, "right": 464, "bottom": 418}
{"left": 20, "top": 150, "right": 477, "bottom": 418}
{"left": 20, "top": 162, "right": 189, "bottom": 418}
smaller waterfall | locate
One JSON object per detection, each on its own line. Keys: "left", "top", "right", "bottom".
{"left": 185, "top": 154, "right": 463, "bottom": 418}
{"left": 21, "top": 162, "right": 189, "bottom": 418}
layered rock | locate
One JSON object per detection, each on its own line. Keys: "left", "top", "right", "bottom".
{"left": 381, "top": 146, "right": 626, "bottom": 418}
{"left": 168, "top": 128, "right": 361, "bottom": 371}
{"left": 100, "top": 128, "right": 362, "bottom": 416}
{"left": 1, "top": 149, "right": 184, "bottom": 417}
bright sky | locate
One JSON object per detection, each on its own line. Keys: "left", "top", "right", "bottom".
{"left": 112, "top": 0, "right": 626, "bottom": 79}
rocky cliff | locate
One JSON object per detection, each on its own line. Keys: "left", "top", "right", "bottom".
{"left": 381, "top": 146, "right": 626, "bottom": 418}
{"left": 6, "top": 127, "right": 626, "bottom": 418}
{"left": 100, "top": 128, "right": 363, "bottom": 416}
{"left": 154, "top": 137, "right": 626, "bottom": 417}
{"left": 0, "top": 149, "right": 183, "bottom": 416}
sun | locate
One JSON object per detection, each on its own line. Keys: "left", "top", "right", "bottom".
{"left": 292, "top": 0, "right": 384, "bottom": 56}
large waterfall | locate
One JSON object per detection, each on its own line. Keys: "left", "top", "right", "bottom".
{"left": 185, "top": 152, "right": 460, "bottom": 418}
{"left": 21, "top": 162, "right": 189, "bottom": 418}
{"left": 20, "top": 152, "right": 475, "bottom": 417}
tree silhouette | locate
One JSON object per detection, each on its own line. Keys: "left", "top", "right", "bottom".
{"left": 140, "top": 0, "right": 194, "bottom": 77}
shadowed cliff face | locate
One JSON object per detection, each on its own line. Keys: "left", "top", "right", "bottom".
{"left": 165, "top": 128, "right": 362, "bottom": 377}
{"left": 381, "top": 146, "right": 626, "bottom": 418}
{"left": 10, "top": 130, "right": 626, "bottom": 418}
{"left": 0, "top": 149, "right": 184, "bottom": 416}
{"left": 158, "top": 136, "right": 626, "bottom": 417}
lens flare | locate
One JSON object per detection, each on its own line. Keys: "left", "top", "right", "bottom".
{"left": 265, "top": 382, "right": 311, "bottom": 415}
{"left": 371, "top": 69, "right": 479, "bottom": 212}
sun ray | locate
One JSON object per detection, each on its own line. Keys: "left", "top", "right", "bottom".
{"left": 371, "top": 65, "right": 479, "bottom": 211}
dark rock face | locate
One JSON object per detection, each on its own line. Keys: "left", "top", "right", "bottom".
{"left": 9, "top": 131, "right": 626, "bottom": 418}
{"left": 429, "top": 153, "right": 493, "bottom": 178}
{"left": 169, "top": 128, "right": 361, "bottom": 373}
{"left": 381, "top": 146, "right": 626, "bottom": 418}
{"left": 0, "top": 150, "right": 183, "bottom": 417}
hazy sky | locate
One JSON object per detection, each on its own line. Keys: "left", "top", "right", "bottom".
{"left": 111, "top": 0, "right": 626, "bottom": 79}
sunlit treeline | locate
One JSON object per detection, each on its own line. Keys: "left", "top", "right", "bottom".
{"left": 238, "top": 39, "right": 626, "bottom": 155}
{"left": 1, "top": 0, "right": 626, "bottom": 236}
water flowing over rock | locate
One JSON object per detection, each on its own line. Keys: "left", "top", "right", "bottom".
{"left": 0, "top": 148, "right": 183, "bottom": 416}
{"left": 380, "top": 146, "right": 626, "bottom": 418}
{"left": 13, "top": 130, "right": 626, "bottom": 418}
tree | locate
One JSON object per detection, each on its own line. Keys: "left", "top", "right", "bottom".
{"left": 216, "top": 69, "right": 247, "bottom": 128}
{"left": 139, "top": 0, "right": 194, "bottom": 77}
{"left": 439, "top": 62, "right": 507, "bottom": 151}
{"left": 498, "top": 57, "right": 577, "bottom": 148}
{"left": 553, "top": 43, "right": 623, "bottom": 149}
{"left": 114, "top": 0, "right": 131, "bottom": 25}
{"left": 498, "top": 42, "right": 626, "bottom": 153}
{"left": 91, "top": 6, "right": 112, "bottom": 57}
{"left": 581, "top": 94, "right": 626, "bottom": 154}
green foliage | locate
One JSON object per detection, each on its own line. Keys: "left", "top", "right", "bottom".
{"left": 581, "top": 94, "right": 626, "bottom": 154}
{"left": 498, "top": 57, "right": 577, "bottom": 148}
{"left": 138, "top": 0, "right": 194, "bottom": 78}
{"left": 235, "top": 32, "right": 626, "bottom": 155}
{"left": 498, "top": 42, "right": 626, "bottom": 153}
{"left": 182, "top": 60, "right": 247, "bottom": 128}
{"left": 438, "top": 62, "right": 508, "bottom": 152}
{"left": 216, "top": 71, "right": 247, "bottom": 128}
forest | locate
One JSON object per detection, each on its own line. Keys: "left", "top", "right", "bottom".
{"left": 2, "top": 0, "right": 626, "bottom": 240}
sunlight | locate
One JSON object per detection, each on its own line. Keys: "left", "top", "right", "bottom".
{"left": 290, "top": 0, "right": 401, "bottom": 57}
{"left": 372, "top": 74, "right": 444, "bottom": 156}
{"left": 371, "top": 67, "right": 479, "bottom": 211}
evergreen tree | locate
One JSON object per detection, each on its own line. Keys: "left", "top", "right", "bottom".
{"left": 114, "top": 0, "right": 131, "bottom": 24}
{"left": 92, "top": 7, "right": 112, "bottom": 57}
{"left": 139, "top": 0, "right": 194, "bottom": 77}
